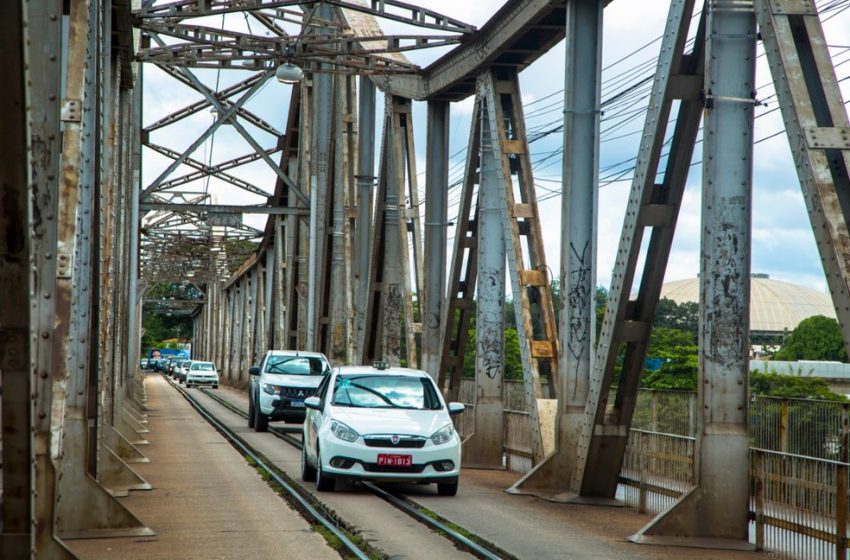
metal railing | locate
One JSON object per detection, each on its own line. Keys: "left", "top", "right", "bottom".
{"left": 752, "top": 448, "right": 849, "bottom": 560}
{"left": 455, "top": 379, "right": 850, "bottom": 558}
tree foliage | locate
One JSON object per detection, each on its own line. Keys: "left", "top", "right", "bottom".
{"left": 773, "top": 315, "right": 848, "bottom": 362}
{"left": 750, "top": 371, "right": 846, "bottom": 401}
{"left": 640, "top": 327, "right": 699, "bottom": 390}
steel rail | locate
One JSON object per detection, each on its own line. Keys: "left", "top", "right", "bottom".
{"left": 159, "top": 374, "right": 372, "bottom": 560}
{"left": 196, "top": 387, "right": 514, "bottom": 560}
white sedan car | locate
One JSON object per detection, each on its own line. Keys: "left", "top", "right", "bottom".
{"left": 301, "top": 364, "right": 465, "bottom": 496}
{"left": 185, "top": 361, "right": 219, "bottom": 388}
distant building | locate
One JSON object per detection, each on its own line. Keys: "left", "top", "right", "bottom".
{"left": 660, "top": 274, "right": 837, "bottom": 347}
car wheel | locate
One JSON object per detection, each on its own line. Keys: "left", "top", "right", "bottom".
{"left": 247, "top": 391, "right": 256, "bottom": 428}
{"left": 437, "top": 480, "right": 458, "bottom": 496}
{"left": 254, "top": 391, "right": 269, "bottom": 432}
{"left": 315, "top": 448, "right": 335, "bottom": 492}
{"left": 213, "top": 385, "right": 218, "bottom": 389}
{"left": 301, "top": 445, "right": 316, "bottom": 482}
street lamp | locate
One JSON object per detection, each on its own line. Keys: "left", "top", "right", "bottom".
{"left": 276, "top": 61, "right": 303, "bottom": 84}
{"left": 276, "top": 43, "right": 302, "bottom": 84}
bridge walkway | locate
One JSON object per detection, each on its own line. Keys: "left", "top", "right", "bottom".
{"left": 66, "top": 374, "right": 765, "bottom": 559}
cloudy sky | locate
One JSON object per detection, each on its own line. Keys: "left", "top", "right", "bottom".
{"left": 142, "top": 0, "right": 850, "bottom": 294}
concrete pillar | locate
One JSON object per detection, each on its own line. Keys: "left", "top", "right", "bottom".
{"left": 423, "top": 100, "right": 450, "bottom": 379}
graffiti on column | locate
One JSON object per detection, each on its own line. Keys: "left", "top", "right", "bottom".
{"left": 567, "top": 241, "right": 591, "bottom": 367}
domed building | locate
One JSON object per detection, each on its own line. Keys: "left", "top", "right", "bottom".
{"left": 659, "top": 274, "right": 837, "bottom": 346}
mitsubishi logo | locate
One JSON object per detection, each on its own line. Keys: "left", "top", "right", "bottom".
{"left": 297, "top": 390, "right": 305, "bottom": 397}
{"left": 391, "top": 435, "right": 400, "bottom": 445}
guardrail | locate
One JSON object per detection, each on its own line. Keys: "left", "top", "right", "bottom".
{"left": 455, "top": 379, "right": 850, "bottom": 557}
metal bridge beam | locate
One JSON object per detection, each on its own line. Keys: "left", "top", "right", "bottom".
{"left": 1, "top": 1, "right": 36, "bottom": 555}
{"left": 560, "top": 0, "right": 704, "bottom": 504}
{"left": 362, "top": 95, "right": 422, "bottom": 367}
{"left": 509, "top": 0, "right": 604, "bottom": 499}
{"left": 465, "top": 83, "right": 507, "bottom": 468}
{"left": 354, "top": 77, "right": 377, "bottom": 360}
{"left": 632, "top": 0, "right": 756, "bottom": 547}
{"left": 422, "top": 100, "right": 450, "bottom": 379}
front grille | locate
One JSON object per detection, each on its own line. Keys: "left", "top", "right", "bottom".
{"left": 363, "top": 463, "right": 425, "bottom": 473}
{"left": 280, "top": 387, "right": 315, "bottom": 398}
{"left": 363, "top": 435, "right": 426, "bottom": 449}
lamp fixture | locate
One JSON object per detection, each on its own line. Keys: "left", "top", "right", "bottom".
{"left": 276, "top": 43, "right": 302, "bottom": 84}
{"left": 276, "top": 62, "right": 303, "bottom": 84}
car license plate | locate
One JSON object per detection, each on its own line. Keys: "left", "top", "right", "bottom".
{"left": 290, "top": 400, "right": 305, "bottom": 407}
{"left": 377, "top": 454, "right": 412, "bottom": 467}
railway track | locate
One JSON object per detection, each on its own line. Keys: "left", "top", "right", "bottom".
{"left": 162, "top": 373, "right": 512, "bottom": 560}
{"left": 197, "top": 387, "right": 516, "bottom": 560}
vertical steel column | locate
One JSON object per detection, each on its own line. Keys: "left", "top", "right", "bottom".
{"left": 511, "top": 0, "right": 603, "bottom": 498}
{"left": 438, "top": 100, "right": 481, "bottom": 401}
{"left": 464, "top": 91, "right": 506, "bottom": 468}
{"left": 328, "top": 72, "right": 351, "bottom": 363}
{"left": 127, "top": 65, "right": 142, "bottom": 379}
{"left": 0, "top": 2, "right": 35, "bottom": 555}
{"left": 306, "top": 3, "right": 335, "bottom": 351}
{"left": 264, "top": 249, "right": 274, "bottom": 352}
{"left": 57, "top": 25, "right": 150, "bottom": 530}
{"left": 632, "top": 0, "right": 756, "bottom": 547}
{"left": 479, "top": 71, "right": 559, "bottom": 464}
{"left": 361, "top": 96, "right": 421, "bottom": 367}
{"left": 423, "top": 100, "right": 450, "bottom": 379}
{"left": 568, "top": 0, "right": 704, "bottom": 500}
{"left": 354, "top": 77, "right": 376, "bottom": 360}
{"left": 273, "top": 217, "right": 285, "bottom": 349}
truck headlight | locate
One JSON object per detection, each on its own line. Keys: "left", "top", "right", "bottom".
{"left": 261, "top": 383, "right": 279, "bottom": 395}
{"left": 330, "top": 420, "right": 359, "bottom": 442}
{"left": 431, "top": 423, "right": 454, "bottom": 446}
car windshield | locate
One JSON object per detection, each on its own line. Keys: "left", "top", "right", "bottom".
{"left": 331, "top": 375, "right": 442, "bottom": 410}
{"left": 264, "top": 356, "right": 327, "bottom": 376}
{"left": 192, "top": 363, "right": 215, "bottom": 371}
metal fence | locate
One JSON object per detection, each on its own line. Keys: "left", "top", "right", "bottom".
{"left": 752, "top": 448, "right": 849, "bottom": 560}
{"left": 455, "top": 379, "right": 850, "bottom": 558}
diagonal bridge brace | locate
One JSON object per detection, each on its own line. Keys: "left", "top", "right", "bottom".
{"left": 142, "top": 33, "right": 308, "bottom": 205}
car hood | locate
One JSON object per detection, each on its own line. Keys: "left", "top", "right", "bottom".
{"left": 261, "top": 373, "right": 324, "bottom": 388}
{"left": 329, "top": 406, "right": 450, "bottom": 437}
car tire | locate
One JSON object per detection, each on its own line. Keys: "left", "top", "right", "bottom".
{"left": 248, "top": 392, "right": 256, "bottom": 428}
{"left": 301, "top": 445, "right": 316, "bottom": 482}
{"left": 254, "top": 391, "right": 269, "bottom": 432}
{"left": 315, "top": 448, "right": 335, "bottom": 492}
{"left": 437, "top": 480, "right": 458, "bottom": 496}
{"left": 213, "top": 385, "right": 218, "bottom": 389}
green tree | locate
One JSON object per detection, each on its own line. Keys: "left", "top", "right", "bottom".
{"left": 640, "top": 327, "right": 699, "bottom": 390}
{"left": 773, "top": 315, "right": 848, "bottom": 362}
{"left": 749, "top": 371, "right": 846, "bottom": 401}
{"left": 654, "top": 297, "right": 698, "bottom": 341}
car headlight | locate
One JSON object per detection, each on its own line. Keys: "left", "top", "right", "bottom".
{"left": 261, "top": 383, "right": 279, "bottom": 395}
{"left": 330, "top": 420, "right": 359, "bottom": 442}
{"left": 431, "top": 423, "right": 454, "bottom": 446}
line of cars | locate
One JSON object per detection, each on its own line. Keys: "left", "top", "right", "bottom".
{"left": 246, "top": 350, "right": 466, "bottom": 496}
{"left": 158, "top": 357, "right": 220, "bottom": 388}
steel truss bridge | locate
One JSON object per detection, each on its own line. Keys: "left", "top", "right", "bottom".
{"left": 2, "top": 0, "right": 850, "bottom": 557}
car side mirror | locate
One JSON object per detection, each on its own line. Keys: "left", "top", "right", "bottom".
{"left": 304, "top": 396, "right": 322, "bottom": 410}
{"left": 249, "top": 366, "right": 260, "bottom": 376}
{"left": 448, "top": 402, "right": 465, "bottom": 415}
